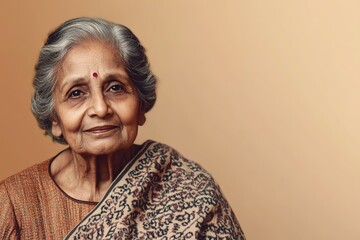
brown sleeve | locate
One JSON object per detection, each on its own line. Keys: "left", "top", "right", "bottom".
{"left": 0, "top": 182, "right": 20, "bottom": 239}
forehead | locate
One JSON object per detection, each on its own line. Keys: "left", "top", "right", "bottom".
{"left": 59, "top": 40, "right": 123, "bottom": 74}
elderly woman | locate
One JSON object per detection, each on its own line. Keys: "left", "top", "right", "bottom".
{"left": 0, "top": 17, "right": 245, "bottom": 239}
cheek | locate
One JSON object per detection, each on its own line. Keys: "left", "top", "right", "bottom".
{"left": 116, "top": 100, "right": 140, "bottom": 125}
{"left": 57, "top": 109, "right": 84, "bottom": 132}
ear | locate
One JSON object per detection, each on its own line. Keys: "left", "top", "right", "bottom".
{"left": 51, "top": 120, "right": 63, "bottom": 137}
{"left": 137, "top": 111, "right": 146, "bottom": 126}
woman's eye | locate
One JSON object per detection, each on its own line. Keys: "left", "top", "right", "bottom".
{"left": 69, "top": 90, "right": 83, "bottom": 98}
{"left": 109, "top": 84, "right": 125, "bottom": 93}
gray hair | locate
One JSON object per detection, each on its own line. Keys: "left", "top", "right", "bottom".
{"left": 31, "top": 17, "right": 157, "bottom": 144}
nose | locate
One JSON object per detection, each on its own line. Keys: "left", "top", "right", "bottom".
{"left": 87, "top": 91, "right": 113, "bottom": 118}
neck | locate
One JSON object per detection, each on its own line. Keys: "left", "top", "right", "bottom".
{"left": 51, "top": 145, "right": 138, "bottom": 202}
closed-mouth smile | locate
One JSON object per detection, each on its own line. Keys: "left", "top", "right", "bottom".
{"left": 84, "top": 125, "right": 119, "bottom": 133}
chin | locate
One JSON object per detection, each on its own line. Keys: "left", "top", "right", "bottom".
{"left": 84, "top": 140, "right": 133, "bottom": 156}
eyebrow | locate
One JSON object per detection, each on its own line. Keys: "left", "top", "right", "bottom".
{"left": 104, "top": 73, "right": 130, "bottom": 83}
{"left": 59, "top": 77, "right": 87, "bottom": 93}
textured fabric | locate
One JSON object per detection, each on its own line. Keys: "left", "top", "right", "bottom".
{"left": 65, "top": 141, "right": 246, "bottom": 239}
{"left": 0, "top": 157, "right": 96, "bottom": 239}
{"left": 0, "top": 140, "right": 246, "bottom": 239}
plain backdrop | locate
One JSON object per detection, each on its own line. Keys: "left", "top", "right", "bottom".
{"left": 1, "top": 1, "right": 360, "bottom": 239}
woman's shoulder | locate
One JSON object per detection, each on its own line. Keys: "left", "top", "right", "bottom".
{"left": 0, "top": 160, "right": 50, "bottom": 199}
{"left": 1, "top": 160, "right": 50, "bottom": 185}
{"left": 144, "top": 140, "right": 220, "bottom": 192}
{"left": 145, "top": 140, "right": 213, "bottom": 172}
{"left": 139, "top": 141, "right": 244, "bottom": 238}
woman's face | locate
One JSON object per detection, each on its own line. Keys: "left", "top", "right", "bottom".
{"left": 51, "top": 40, "right": 145, "bottom": 156}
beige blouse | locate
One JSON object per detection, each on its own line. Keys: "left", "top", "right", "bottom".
{"left": 0, "top": 159, "right": 96, "bottom": 239}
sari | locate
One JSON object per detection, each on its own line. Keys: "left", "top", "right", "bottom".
{"left": 64, "top": 140, "right": 246, "bottom": 239}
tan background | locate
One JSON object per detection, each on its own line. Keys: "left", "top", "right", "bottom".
{"left": 1, "top": 1, "right": 360, "bottom": 239}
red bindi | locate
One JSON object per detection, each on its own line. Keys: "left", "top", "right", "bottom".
{"left": 92, "top": 72, "right": 98, "bottom": 78}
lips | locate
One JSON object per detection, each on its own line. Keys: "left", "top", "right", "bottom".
{"left": 84, "top": 125, "right": 119, "bottom": 133}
